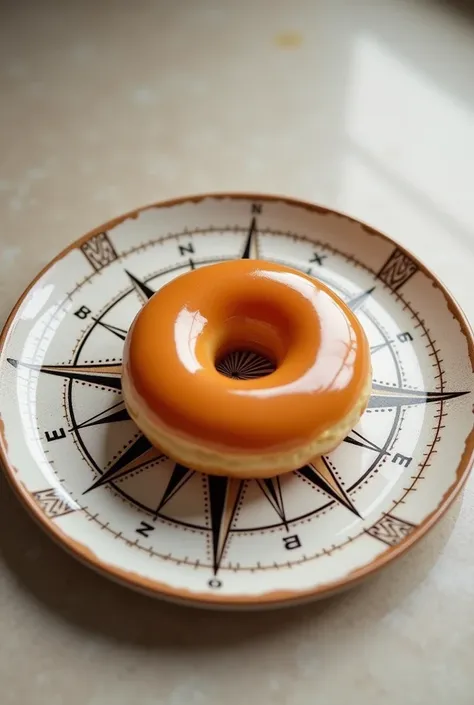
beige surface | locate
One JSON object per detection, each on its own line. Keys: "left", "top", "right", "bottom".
{"left": 1, "top": 1, "right": 474, "bottom": 703}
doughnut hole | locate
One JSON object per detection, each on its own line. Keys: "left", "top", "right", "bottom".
{"left": 212, "top": 298, "right": 293, "bottom": 380}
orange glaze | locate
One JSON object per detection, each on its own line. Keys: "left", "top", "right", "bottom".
{"left": 123, "top": 260, "right": 371, "bottom": 457}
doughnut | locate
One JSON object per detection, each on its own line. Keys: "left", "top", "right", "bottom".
{"left": 122, "top": 260, "right": 372, "bottom": 479}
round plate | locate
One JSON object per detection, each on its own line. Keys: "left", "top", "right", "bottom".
{"left": 1, "top": 193, "right": 473, "bottom": 609}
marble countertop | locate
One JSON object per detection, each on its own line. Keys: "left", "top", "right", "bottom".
{"left": 1, "top": 1, "right": 474, "bottom": 703}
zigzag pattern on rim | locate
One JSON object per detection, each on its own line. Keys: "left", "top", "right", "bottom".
{"left": 32, "top": 488, "right": 78, "bottom": 519}
{"left": 365, "top": 513, "right": 416, "bottom": 547}
{"left": 216, "top": 350, "right": 276, "bottom": 380}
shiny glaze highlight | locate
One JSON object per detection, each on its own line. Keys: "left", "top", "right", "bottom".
{"left": 123, "top": 260, "right": 371, "bottom": 454}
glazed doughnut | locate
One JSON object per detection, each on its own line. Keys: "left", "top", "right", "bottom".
{"left": 122, "top": 260, "right": 372, "bottom": 479}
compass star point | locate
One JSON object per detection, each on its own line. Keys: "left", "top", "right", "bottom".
{"left": 155, "top": 463, "right": 195, "bottom": 515}
{"left": 7, "top": 359, "right": 123, "bottom": 391}
{"left": 207, "top": 475, "right": 244, "bottom": 575}
{"left": 257, "top": 477, "right": 288, "bottom": 528}
{"left": 346, "top": 286, "right": 375, "bottom": 312}
{"left": 91, "top": 316, "right": 128, "bottom": 341}
{"left": 370, "top": 341, "right": 392, "bottom": 355}
{"left": 71, "top": 400, "right": 130, "bottom": 432}
{"left": 343, "top": 428, "right": 389, "bottom": 455}
{"left": 83, "top": 435, "right": 160, "bottom": 494}
{"left": 369, "top": 383, "right": 469, "bottom": 410}
{"left": 296, "top": 457, "right": 361, "bottom": 517}
{"left": 125, "top": 270, "right": 155, "bottom": 302}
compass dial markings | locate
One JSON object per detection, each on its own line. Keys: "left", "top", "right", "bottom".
{"left": 177, "top": 240, "right": 195, "bottom": 258}
{"left": 207, "top": 476, "right": 245, "bottom": 576}
{"left": 387, "top": 393, "right": 450, "bottom": 515}
{"left": 296, "top": 457, "right": 361, "bottom": 517}
{"left": 307, "top": 249, "right": 328, "bottom": 268}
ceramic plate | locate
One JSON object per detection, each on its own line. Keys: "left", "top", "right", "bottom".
{"left": 1, "top": 193, "right": 473, "bottom": 609}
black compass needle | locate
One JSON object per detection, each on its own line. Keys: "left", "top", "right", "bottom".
{"left": 242, "top": 216, "right": 257, "bottom": 259}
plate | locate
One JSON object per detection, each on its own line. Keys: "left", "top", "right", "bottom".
{"left": 1, "top": 193, "right": 473, "bottom": 609}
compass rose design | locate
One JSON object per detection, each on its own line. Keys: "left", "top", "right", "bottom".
{"left": 5, "top": 209, "right": 469, "bottom": 589}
